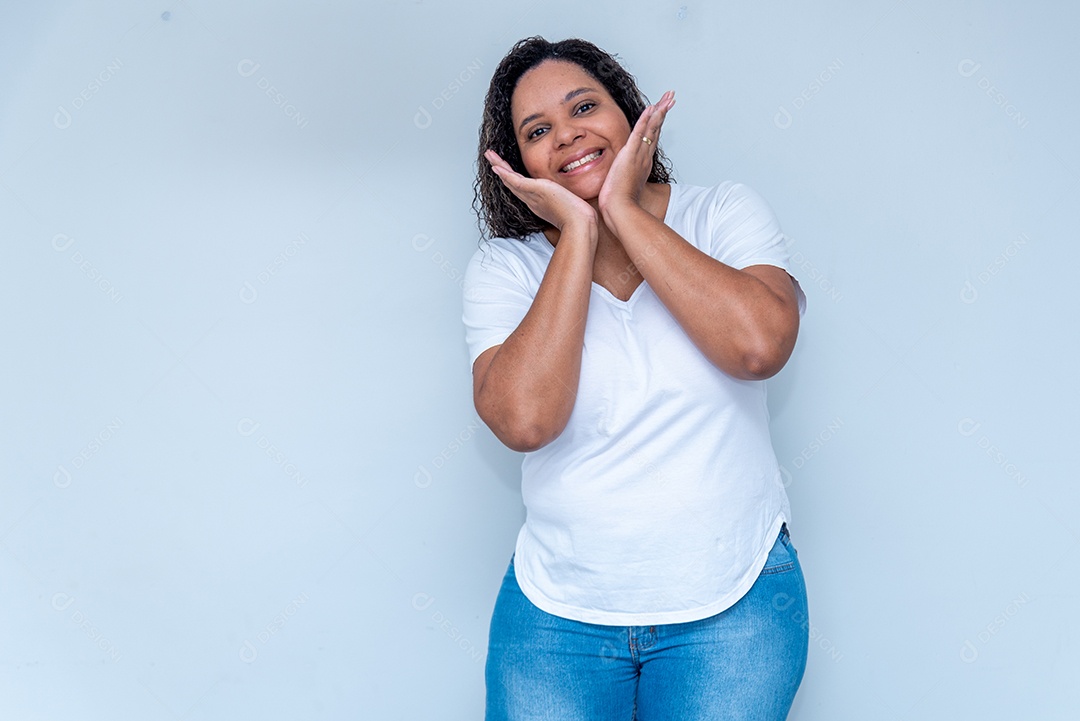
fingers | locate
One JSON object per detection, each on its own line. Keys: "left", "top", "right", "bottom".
{"left": 596, "top": 91, "right": 675, "bottom": 209}
{"left": 485, "top": 151, "right": 534, "bottom": 199}
{"left": 618, "top": 93, "right": 672, "bottom": 173}
{"left": 486, "top": 152, "right": 547, "bottom": 210}
{"left": 484, "top": 149, "right": 516, "bottom": 178}
{"left": 640, "top": 91, "right": 675, "bottom": 143}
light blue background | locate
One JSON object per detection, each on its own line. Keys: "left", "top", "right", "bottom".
{"left": 2, "top": 1, "right": 1076, "bottom": 719}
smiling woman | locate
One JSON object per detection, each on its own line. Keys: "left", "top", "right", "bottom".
{"left": 463, "top": 36, "right": 811, "bottom": 721}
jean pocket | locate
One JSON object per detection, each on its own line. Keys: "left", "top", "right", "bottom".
{"left": 760, "top": 526, "right": 796, "bottom": 575}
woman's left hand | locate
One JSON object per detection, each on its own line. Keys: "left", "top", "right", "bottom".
{"left": 598, "top": 90, "right": 675, "bottom": 214}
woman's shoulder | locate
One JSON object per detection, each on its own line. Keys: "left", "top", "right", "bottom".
{"left": 671, "top": 179, "right": 762, "bottom": 204}
{"left": 464, "top": 232, "right": 553, "bottom": 285}
{"left": 669, "top": 180, "right": 777, "bottom": 222}
{"left": 468, "top": 232, "right": 552, "bottom": 262}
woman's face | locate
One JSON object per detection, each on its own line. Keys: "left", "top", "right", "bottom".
{"left": 509, "top": 59, "right": 632, "bottom": 201}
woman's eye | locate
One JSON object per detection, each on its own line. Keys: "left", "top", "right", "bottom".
{"left": 527, "top": 127, "right": 547, "bottom": 140}
{"left": 575, "top": 101, "right": 596, "bottom": 114}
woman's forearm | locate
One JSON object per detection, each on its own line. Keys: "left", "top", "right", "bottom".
{"left": 474, "top": 221, "right": 598, "bottom": 452}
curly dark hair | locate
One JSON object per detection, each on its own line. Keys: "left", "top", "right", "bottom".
{"left": 472, "top": 37, "right": 675, "bottom": 241}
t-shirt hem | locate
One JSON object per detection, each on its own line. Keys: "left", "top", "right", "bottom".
{"left": 513, "top": 514, "right": 790, "bottom": 626}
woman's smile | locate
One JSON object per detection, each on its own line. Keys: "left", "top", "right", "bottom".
{"left": 559, "top": 149, "right": 603, "bottom": 174}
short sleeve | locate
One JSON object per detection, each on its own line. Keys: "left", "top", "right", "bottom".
{"left": 461, "top": 242, "right": 539, "bottom": 369}
{"left": 709, "top": 183, "right": 807, "bottom": 316}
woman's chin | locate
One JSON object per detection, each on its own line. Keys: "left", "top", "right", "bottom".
{"left": 561, "top": 175, "right": 605, "bottom": 203}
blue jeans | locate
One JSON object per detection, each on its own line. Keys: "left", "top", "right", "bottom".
{"left": 485, "top": 524, "right": 809, "bottom": 720}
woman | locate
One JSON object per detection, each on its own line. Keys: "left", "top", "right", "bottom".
{"left": 462, "top": 36, "right": 809, "bottom": 720}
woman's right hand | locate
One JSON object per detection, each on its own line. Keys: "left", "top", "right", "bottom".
{"left": 485, "top": 149, "right": 597, "bottom": 233}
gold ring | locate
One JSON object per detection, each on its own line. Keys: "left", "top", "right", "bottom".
{"left": 641, "top": 136, "right": 652, "bottom": 145}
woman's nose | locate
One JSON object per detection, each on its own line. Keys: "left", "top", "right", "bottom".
{"left": 552, "top": 121, "right": 583, "bottom": 148}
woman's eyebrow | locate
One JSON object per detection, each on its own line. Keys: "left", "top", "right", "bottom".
{"left": 517, "top": 87, "right": 598, "bottom": 133}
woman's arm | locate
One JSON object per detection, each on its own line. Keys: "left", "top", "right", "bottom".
{"left": 602, "top": 202, "right": 800, "bottom": 380}
{"left": 472, "top": 152, "right": 598, "bottom": 452}
{"left": 597, "top": 91, "right": 799, "bottom": 380}
{"left": 472, "top": 221, "right": 596, "bottom": 452}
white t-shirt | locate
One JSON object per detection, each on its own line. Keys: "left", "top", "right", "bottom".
{"left": 462, "top": 181, "right": 807, "bottom": 626}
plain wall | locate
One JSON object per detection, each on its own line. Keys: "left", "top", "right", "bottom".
{"left": 2, "top": 1, "right": 1076, "bottom": 718}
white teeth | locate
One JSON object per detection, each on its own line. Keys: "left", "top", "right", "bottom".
{"left": 561, "top": 151, "right": 600, "bottom": 172}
